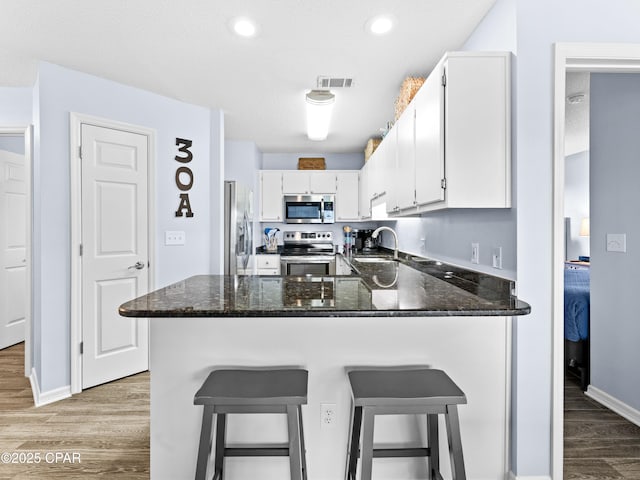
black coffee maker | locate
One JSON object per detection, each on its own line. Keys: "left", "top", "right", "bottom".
{"left": 353, "top": 229, "right": 378, "bottom": 251}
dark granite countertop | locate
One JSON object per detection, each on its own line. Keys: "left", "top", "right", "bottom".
{"left": 119, "top": 250, "right": 530, "bottom": 318}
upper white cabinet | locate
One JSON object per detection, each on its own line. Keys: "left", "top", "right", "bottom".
{"left": 259, "top": 171, "right": 283, "bottom": 221}
{"left": 335, "top": 171, "right": 360, "bottom": 221}
{"left": 414, "top": 61, "right": 445, "bottom": 207}
{"left": 259, "top": 169, "right": 361, "bottom": 222}
{"left": 282, "top": 170, "right": 336, "bottom": 194}
{"left": 358, "top": 161, "right": 371, "bottom": 220}
{"left": 439, "top": 52, "right": 511, "bottom": 210}
{"left": 363, "top": 51, "right": 511, "bottom": 217}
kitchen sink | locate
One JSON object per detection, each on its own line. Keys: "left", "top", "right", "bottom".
{"left": 353, "top": 257, "right": 395, "bottom": 264}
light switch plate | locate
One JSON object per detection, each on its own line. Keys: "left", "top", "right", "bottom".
{"left": 606, "top": 233, "right": 626, "bottom": 253}
{"left": 165, "top": 230, "right": 186, "bottom": 246}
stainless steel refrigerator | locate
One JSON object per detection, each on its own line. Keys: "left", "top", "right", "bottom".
{"left": 224, "top": 181, "right": 254, "bottom": 275}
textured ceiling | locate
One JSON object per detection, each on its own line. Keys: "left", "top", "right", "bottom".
{"left": 0, "top": 0, "right": 496, "bottom": 153}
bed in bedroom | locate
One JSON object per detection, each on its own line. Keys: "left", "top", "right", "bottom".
{"left": 564, "top": 266, "right": 590, "bottom": 390}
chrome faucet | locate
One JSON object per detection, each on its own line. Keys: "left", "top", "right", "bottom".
{"left": 372, "top": 226, "right": 399, "bottom": 260}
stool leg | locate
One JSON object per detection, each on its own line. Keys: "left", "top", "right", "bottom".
{"left": 195, "top": 405, "right": 214, "bottom": 480}
{"left": 345, "top": 404, "right": 362, "bottom": 480}
{"left": 445, "top": 405, "right": 466, "bottom": 480}
{"left": 427, "top": 413, "right": 439, "bottom": 480}
{"left": 287, "top": 404, "right": 303, "bottom": 480}
{"left": 297, "top": 405, "right": 308, "bottom": 480}
{"left": 213, "top": 413, "right": 227, "bottom": 480}
{"left": 359, "top": 407, "right": 375, "bottom": 480}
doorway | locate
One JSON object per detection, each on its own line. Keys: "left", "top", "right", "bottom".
{"left": 69, "top": 113, "right": 155, "bottom": 393}
{"left": 0, "top": 127, "right": 32, "bottom": 378}
{"left": 552, "top": 43, "right": 640, "bottom": 479}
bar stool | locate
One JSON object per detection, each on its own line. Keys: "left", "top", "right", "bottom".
{"left": 345, "top": 368, "right": 467, "bottom": 480}
{"left": 194, "top": 368, "right": 308, "bottom": 480}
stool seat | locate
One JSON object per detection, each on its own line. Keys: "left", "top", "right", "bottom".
{"left": 348, "top": 368, "right": 466, "bottom": 407}
{"left": 194, "top": 368, "right": 308, "bottom": 480}
{"left": 345, "top": 367, "right": 467, "bottom": 480}
{"left": 195, "top": 369, "right": 308, "bottom": 406}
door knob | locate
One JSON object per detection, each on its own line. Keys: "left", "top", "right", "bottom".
{"left": 128, "top": 261, "right": 145, "bottom": 270}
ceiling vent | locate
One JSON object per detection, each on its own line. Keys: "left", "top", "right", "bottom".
{"left": 317, "top": 76, "right": 354, "bottom": 88}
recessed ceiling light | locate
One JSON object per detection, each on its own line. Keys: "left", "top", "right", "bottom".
{"left": 230, "top": 17, "right": 259, "bottom": 38}
{"left": 366, "top": 15, "right": 395, "bottom": 35}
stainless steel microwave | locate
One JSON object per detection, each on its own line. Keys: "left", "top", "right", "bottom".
{"left": 284, "top": 195, "right": 335, "bottom": 224}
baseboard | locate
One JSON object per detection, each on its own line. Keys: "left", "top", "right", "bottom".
{"left": 586, "top": 385, "right": 640, "bottom": 427}
{"left": 29, "top": 368, "right": 71, "bottom": 407}
{"left": 508, "top": 473, "right": 552, "bottom": 480}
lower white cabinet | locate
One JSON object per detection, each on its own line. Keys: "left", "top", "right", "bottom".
{"left": 256, "top": 254, "right": 281, "bottom": 275}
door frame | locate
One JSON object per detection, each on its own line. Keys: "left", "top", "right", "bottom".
{"left": 552, "top": 42, "right": 640, "bottom": 479}
{"left": 0, "top": 125, "right": 32, "bottom": 377}
{"left": 69, "top": 113, "right": 156, "bottom": 394}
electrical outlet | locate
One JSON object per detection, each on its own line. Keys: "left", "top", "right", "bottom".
{"left": 492, "top": 247, "right": 503, "bottom": 269}
{"left": 471, "top": 243, "right": 480, "bottom": 264}
{"left": 320, "top": 403, "right": 337, "bottom": 429}
{"left": 419, "top": 237, "right": 426, "bottom": 253}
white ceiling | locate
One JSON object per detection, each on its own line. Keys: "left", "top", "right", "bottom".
{"left": 0, "top": 0, "right": 496, "bottom": 153}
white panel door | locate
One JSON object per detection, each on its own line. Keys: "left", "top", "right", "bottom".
{"left": 0, "top": 149, "right": 26, "bottom": 350}
{"left": 81, "top": 124, "right": 149, "bottom": 389}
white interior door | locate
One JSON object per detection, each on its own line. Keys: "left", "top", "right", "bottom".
{"left": 0, "top": 148, "right": 26, "bottom": 350}
{"left": 81, "top": 124, "right": 149, "bottom": 389}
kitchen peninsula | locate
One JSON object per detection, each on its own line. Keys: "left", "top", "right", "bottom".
{"left": 120, "top": 253, "right": 530, "bottom": 480}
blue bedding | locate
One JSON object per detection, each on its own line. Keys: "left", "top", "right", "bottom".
{"left": 564, "top": 268, "right": 590, "bottom": 342}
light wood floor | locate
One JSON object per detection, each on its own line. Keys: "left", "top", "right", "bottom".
{"left": 0, "top": 343, "right": 149, "bottom": 479}
{"left": 564, "top": 374, "right": 640, "bottom": 479}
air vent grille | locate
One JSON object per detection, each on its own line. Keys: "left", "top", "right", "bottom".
{"left": 317, "top": 76, "right": 354, "bottom": 88}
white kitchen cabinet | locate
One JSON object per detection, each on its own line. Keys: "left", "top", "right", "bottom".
{"left": 335, "top": 171, "right": 359, "bottom": 221}
{"left": 438, "top": 52, "right": 511, "bottom": 210}
{"left": 365, "top": 51, "right": 511, "bottom": 217}
{"left": 259, "top": 171, "right": 283, "bottom": 221}
{"left": 256, "top": 254, "right": 280, "bottom": 275}
{"left": 358, "top": 161, "right": 371, "bottom": 220}
{"left": 394, "top": 108, "right": 416, "bottom": 211}
{"left": 282, "top": 170, "right": 336, "bottom": 195}
{"left": 414, "top": 62, "right": 446, "bottom": 207}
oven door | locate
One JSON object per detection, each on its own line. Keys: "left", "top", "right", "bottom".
{"left": 281, "top": 256, "right": 336, "bottom": 276}
{"left": 284, "top": 195, "right": 323, "bottom": 224}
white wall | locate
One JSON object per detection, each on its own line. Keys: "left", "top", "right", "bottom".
{"left": 33, "top": 62, "right": 217, "bottom": 392}
{"left": 590, "top": 73, "right": 640, "bottom": 412}
{"left": 564, "top": 151, "right": 590, "bottom": 260}
{"left": 0, "top": 87, "right": 32, "bottom": 125}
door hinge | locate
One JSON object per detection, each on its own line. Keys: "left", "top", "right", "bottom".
{"left": 441, "top": 178, "right": 447, "bottom": 189}
{"left": 80, "top": 341, "right": 83, "bottom": 354}
{"left": 441, "top": 73, "right": 447, "bottom": 87}
{"left": 78, "top": 146, "right": 82, "bottom": 159}
{"left": 79, "top": 244, "right": 83, "bottom": 256}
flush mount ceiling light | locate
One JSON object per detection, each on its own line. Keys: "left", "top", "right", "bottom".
{"left": 365, "top": 15, "right": 395, "bottom": 35}
{"left": 229, "top": 17, "right": 259, "bottom": 37}
{"left": 305, "top": 90, "right": 335, "bottom": 141}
